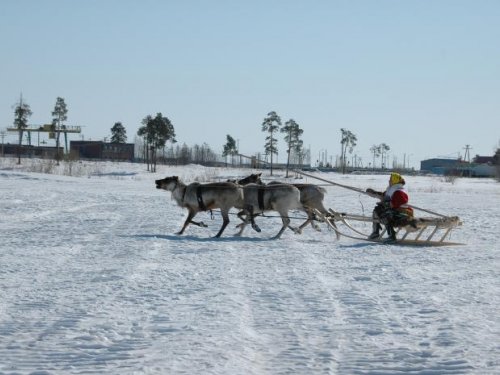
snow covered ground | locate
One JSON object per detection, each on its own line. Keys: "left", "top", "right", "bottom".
{"left": 1, "top": 158, "right": 499, "bottom": 374}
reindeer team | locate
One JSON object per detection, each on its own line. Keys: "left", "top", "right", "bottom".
{"left": 155, "top": 172, "right": 334, "bottom": 239}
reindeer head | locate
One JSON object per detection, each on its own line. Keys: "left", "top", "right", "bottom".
{"left": 155, "top": 176, "right": 179, "bottom": 191}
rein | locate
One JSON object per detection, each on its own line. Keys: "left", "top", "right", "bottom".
{"left": 294, "top": 169, "right": 451, "bottom": 218}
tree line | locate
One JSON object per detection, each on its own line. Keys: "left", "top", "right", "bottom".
{"left": 10, "top": 97, "right": 308, "bottom": 175}
{"left": 12, "top": 95, "right": 70, "bottom": 165}
{"left": 8, "top": 97, "right": 396, "bottom": 174}
{"left": 12, "top": 97, "right": 499, "bottom": 177}
{"left": 8, "top": 96, "right": 392, "bottom": 174}
{"left": 222, "top": 111, "right": 306, "bottom": 177}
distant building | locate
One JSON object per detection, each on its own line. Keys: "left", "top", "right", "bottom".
{"left": 1, "top": 144, "right": 63, "bottom": 159}
{"left": 70, "top": 141, "right": 134, "bottom": 161}
{"left": 421, "top": 156, "right": 497, "bottom": 177}
{"left": 420, "top": 158, "right": 461, "bottom": 175}
{"left": 102, "top": 142, "right": 135, "bottom": 161}
{"left": 473, "top": 155, "right": 494, "bottom": 164}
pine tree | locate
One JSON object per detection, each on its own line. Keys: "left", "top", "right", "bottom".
{"left": 262, "top": 111, "right": 281, "bottom": 175}
{"left": 222, "top": 135, "right": 238, "bottom": 165}
{"left": 137, "top": 113, "right": 176, "bottom": 172}
{"left": 51, "top": 97, "right": 68, "bottom": 164}
{"left": 281, "top": 119, "right": 304, "bottom": 177}
{"left": 340, "top": 128, "right": 357, "bottom": 174}
{"left": 13, "top": 95, "right": 32, "bottom": 165}
{"left": 111, "top": 122, "right": 127, "bottom": 143}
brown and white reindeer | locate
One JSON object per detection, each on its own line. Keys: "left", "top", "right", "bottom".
{"left": 268, "top": 181, "right": 339, "bottom": 238}
{"left": 231, "top": 173, "right": 337, "bottom": 238}
{"left": 235, "top": 182, "right": 303, "bottom": 239}
{"left": 155, "top": 176, "right": 244, "bottom": 238}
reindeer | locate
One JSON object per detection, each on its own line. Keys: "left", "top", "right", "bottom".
{"left": 155, "top": 176, "right": 244, "bottom": 238}
{"left": 235, "top": 183, "right": 303, "bottom": 239}
{"left": 229, "top": 173, "right": 335, "bottom": 237}
{"left": 268, "top": 181, "right": 339, "bottom": 238}
{"left": 227, "top": 173, "right": 336, "bottom": 237}
{"left": 226, "top": 172, "right": 263, "bottom": 185}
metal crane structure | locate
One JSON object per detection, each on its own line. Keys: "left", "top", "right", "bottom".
{"left": 7, "top": 124, "right": 82, "bottom": 153}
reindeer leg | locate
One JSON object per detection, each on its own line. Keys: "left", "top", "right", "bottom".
{"left": 297, "top": 216, "right": 312, "bottom": 234}
{"left": 286, "top": 214, "right": 300, "bottom": 234}
{"left": 272, "top": 221, "right": 288, "bottom": 239}
{"left": 177, "top": 210, "right": 196, "bottom": 235}
{"left": 234, "top": 210, "right": 248, "bottom": 236}
{"left": 214, "top": 210, "right": 230, "bottom": 238}
{"left": 189, "top": 220, "right": 208, "bottom": 228}
{"left": 309, "top": 211, "right": 322, "bottom": 231}
{"left": 273, "top": 214, "right": 292, "bottom": 239}
{"left": 245, "top": 204, "right": 261, "bottom": 233}
{"left": 250, "top": 216, "right": 261, "bottom": 233}
{"left": 235, "top": 210, "right": 246, "bottom": 229}
{"left": 302, "top": 208, "right": 321, "bottom": 232}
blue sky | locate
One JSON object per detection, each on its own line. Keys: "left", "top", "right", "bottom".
{"left": 1, "top": 0, "right": 499, "bottom": 168}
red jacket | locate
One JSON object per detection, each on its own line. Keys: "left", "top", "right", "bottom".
{"left": 391, "top": 189, "right": 409, "bottom": 209}
{"left": 383, "top": 183, "right": 413, "bottom": 217}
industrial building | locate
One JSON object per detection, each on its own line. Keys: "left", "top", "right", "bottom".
{"left": 70, "top": 141, "right": 135, "bottom": 161}
{"left": 420, "top": 156, "right": 497, "bottom": 177}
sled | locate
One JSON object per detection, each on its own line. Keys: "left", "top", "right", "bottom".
{"left": 293, "top": 169, "right": 465, "bottom": 247}
{"left": 315, "top": 208, "right": 464, "bottom": 247}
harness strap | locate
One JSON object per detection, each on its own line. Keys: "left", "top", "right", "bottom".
{"left": 257, "top": 187, "right": 265, "bottom": 210}
{"left": 181, "top": 186, "right": 187, "bottom": 203}
{"left": 196, "top": 186, "right": 207, "bottom": 211}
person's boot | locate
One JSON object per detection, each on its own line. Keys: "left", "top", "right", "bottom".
{"left": 368, "top": 223, "right": 381, "bottom": 239}
{"left": 386, "top": 225, "right": 397, "bottom": 242}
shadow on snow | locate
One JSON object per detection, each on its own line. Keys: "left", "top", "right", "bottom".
{"left": 122, "top": 234, "right": 276, "bottom": 243}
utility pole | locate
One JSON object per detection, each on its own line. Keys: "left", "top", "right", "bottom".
{"left": 463, "top": 144, "right": 472, "bottom": 163}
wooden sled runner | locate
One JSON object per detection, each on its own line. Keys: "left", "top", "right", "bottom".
{"left": 315, "top": 208, "right": 464, "bottom": 247}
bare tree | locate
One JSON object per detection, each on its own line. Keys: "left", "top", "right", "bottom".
{"left": 340, "top": 128, "right": 357, "bottom": 174}
{"left": 370, "top": 144, "right": 381, "bottom": 169}
{"left": 379, "top": 143, "right": 390, "bottom": 169}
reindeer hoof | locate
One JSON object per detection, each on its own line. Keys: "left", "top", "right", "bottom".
{"left": 252, "top": 224, "right": 262, "bottom": 233}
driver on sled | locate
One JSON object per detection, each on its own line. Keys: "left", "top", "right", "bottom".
{"left": 366, "top": 172, "right": 415, "bottom": 241}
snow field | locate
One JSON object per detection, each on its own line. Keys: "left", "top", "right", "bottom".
{"left": 0, "top": 161, "right": 499, "bottom": 374}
